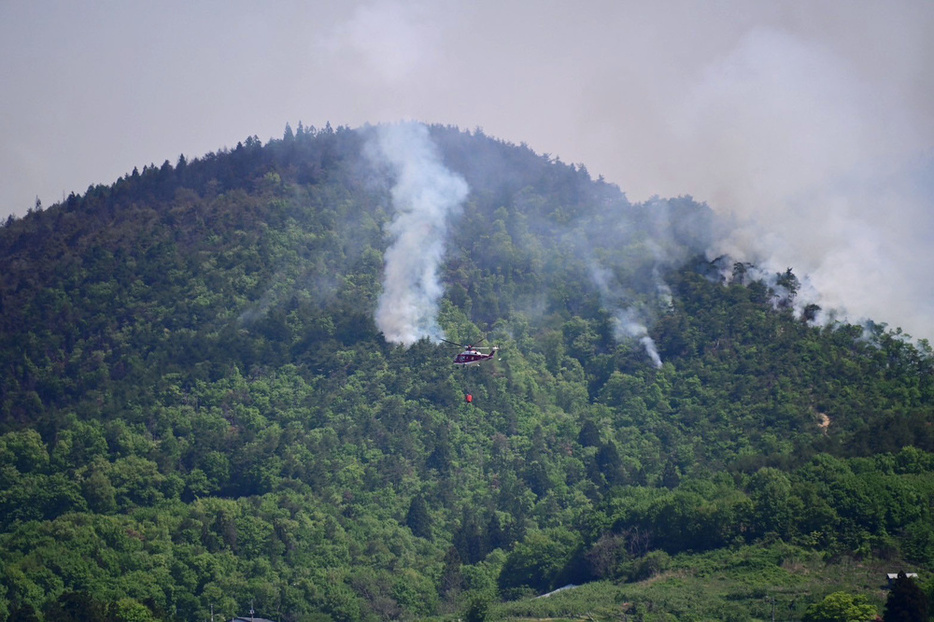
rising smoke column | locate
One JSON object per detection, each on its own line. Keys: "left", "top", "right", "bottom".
{"left": 590, "top": 263, "right": 664, "bottom": 369}
{"left": 613, "top": 308, "right": 663, "bottom": 369}
{"left": 366, "top": 122, "right": 469, "bottom": 346}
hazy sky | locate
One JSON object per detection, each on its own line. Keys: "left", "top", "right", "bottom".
{"left": 3, "top": 1, "right": 933, "bottom": 338}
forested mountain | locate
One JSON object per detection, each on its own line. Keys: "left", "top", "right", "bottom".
{"left": 1, "top": 123, "right": 932, "bottom": 621}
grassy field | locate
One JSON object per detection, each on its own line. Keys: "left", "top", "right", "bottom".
{"left": 489, "top": 543, "right": 901, "bottom": 621}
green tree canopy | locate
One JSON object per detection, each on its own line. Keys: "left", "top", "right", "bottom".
{"left": 802, "top": 591, "right": 878, "bottom": 622}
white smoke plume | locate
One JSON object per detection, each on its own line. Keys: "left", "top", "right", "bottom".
{"left": 590, "top": 263, "right": 664, "bottom": 369}
{"left": 658, "top": 27, "right": 934, "bottom": 339}
{"left": 366, "top": 122, "right": 469, "bottom": 346}
{"left": 613, "top": 309, "right": 663, "bottom": 370}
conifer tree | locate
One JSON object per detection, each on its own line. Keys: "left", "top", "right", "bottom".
{"left": 884, "top": 572, "right": 929, "bottom": 622}
{"left": 405, "top": 495, "right": 431, "bottom": 539}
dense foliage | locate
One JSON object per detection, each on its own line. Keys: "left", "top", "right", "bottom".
{"left": 1, "top": 123, "right": 932, "bottom": 621}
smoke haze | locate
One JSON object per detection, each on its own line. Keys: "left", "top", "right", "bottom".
{"left": 659, "top": 26, "right": 934, "bottom": 337}
{"left": 590, "top": 263, "right": 665, "bottom": 368}
{"left": 2, "top": 1, "right": 932, "bottom": 338}
{"left": 365, "top": 122, "right": 469, "bottom": 345}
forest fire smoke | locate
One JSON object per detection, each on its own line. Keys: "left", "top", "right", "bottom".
{"left": 613, "top": 309, "right": 664, "bottom": 369}
{"left": 590, "top": 263, "right": 664, "bottom": 369}
{"left": 366, "top": 122, "right": 469, "bottom": 346}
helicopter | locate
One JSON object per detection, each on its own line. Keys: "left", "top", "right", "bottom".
{"left": 441, "top": 338, "right": 499, "bottom": 366}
